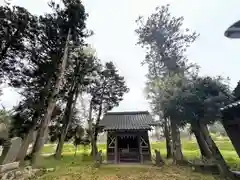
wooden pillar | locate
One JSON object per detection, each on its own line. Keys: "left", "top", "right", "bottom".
{"left": 114, "top": 134, "right": 118, "bottom": 163}
{"left": 138, "top": 134, "right": 143, "bottom": 163}
{"left": 106, "top": 132, "right": 109, "bottom": 162}
{"left": 146, "top": 131, "right": 151, "bottom": 160}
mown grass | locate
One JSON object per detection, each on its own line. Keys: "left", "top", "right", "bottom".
{"left": 37, "top": 155, "right": 218, "bottom": 180}
{"left": 37, "top": 138, "right": 238, "bottom": 179}
{"left": 42, "top": 138, "right": 240, "bottom": 170}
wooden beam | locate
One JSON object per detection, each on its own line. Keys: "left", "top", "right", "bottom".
{"left": 146, "top": 131, "right": 152, "bottom": 161}
{"left": 138, "top": 134, "right": 143, "bottom": 163}
{"left": 108, "top": 136, "right": 116, "bottom": 148}
{"left": 114, "top": 135, "right": 118, "bottom": 164}
{"left": 140, "top": 137, "right": 148, "bottom": 148}
{"left": 106, "top": 132, "right": 109, "bottom": 162}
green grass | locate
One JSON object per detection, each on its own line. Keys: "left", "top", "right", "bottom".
{"left": 41, "top": 139, "right": 240, "bottom": 170}
{"left": 37, "top": 139, "right": 239, "bottom": 179}
{"left": 152, "top": 139, "right": 240, "bottom": 170}
{"left": 36, "top": 155, "right": 218, "bottom": 180}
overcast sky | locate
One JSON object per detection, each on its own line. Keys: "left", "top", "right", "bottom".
{"left": 1, "top": 0, "right": 240, "bottom": 112}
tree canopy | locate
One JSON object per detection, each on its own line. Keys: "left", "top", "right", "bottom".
{"left": 0, "top": 0, "right": 128, "bottom": 163}
{"left": 164, "top": 76, "right": 233, "bottom": 126}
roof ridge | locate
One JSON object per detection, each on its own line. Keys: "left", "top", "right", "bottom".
{"left": 106, "top": 111, "right": 150, "bottom": 115}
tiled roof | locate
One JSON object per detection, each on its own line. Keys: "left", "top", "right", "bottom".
{"left": 220, "top": 100, "right": 240, "bottom": 111}
{"left": 99, "top": 111, "right": 154, "bottom": 131}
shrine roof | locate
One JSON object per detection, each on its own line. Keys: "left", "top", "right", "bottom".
{"left": 99, "top": 111, "right": 156, "bottom": 131}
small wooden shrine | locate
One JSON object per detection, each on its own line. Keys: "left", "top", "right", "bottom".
{"left": 221, "top": 101, "right": 240, "bottom": 157}
{"left": 99, "top": 111, "right": 155, "bottom": 163}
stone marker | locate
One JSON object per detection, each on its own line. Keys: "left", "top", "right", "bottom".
{"left": 0, "top": 162, "right": 19, "bottom": 173}
{"left": 0, "top": 137, "right": 22, "bottom": 173}
{"left": 155, "top": 149, "right": 164, "bottom": 166}
{"left": 0, "top": 137, "right": 22, "bottom": 165}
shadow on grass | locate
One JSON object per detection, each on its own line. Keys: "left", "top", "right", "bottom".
{"left": 36, "top": 154, "right": 219, "bottom": 180}
{"left": 42, "top": 154, "right": 94, "bottom": 167}
{"left": 40, "top": 140, "right": 240, "bottom": 170}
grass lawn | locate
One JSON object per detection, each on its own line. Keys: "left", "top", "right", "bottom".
{"left": 36, "top": 155, "right": 218, "bottom": 180}
{"left": 37, "top": 138, "right": 239, "bottom": 179}
{"left": 42, "top": 138, "right": 240, "bottom": 170}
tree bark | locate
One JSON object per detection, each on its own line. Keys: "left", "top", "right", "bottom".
{"left": 170, "top": 119, "right": 184, "bottom": 163}
{"left": 17, "top": 98, "right": 46, "bottom": 165}
{"left": 164, "top": 118, "right": 172, "bottom": 158}
{"left": 91, "top": 141, "right": 97, "bottom": 158}
{"left": 16, "top": 127, "right": 35, "bottom": 165}
{"left": 200, "top": 124, "right": 235, "bottom": 179}
{"left": 54, "top": 116, "right": 70, "bottom": 160}
{"left": 30, "top": 28, "right": 71, "bottom": 166}
{"left": 88, "top": 100, "right": 97, "bottom": 159}
{"left": 92, "top": 103, "right": 103, "bottom": 156}
{"left": 55, "top": 85, "right": 78, "bottom": 159}
{"left": 55, "top": 49, "right": 83, "bottom": 159}
{"left": 191, "top": 124, "right": 212, "bottom": 159}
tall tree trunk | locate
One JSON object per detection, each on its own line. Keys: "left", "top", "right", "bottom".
{"left": 54, "top": 117, "right": 70, "bottom": 160}
{"left": 55, "top": 85, "right": 78, "bottom": 159}
{"left": 93, "top": 102, "right": 103, "bottom": 156}
{"left": 191, "top": 124, "right": 212, "bottom": 159}
{"left": 27, "top": 79, "right": 51, "bottom": 160}
{"left": 31, "top": 29, "right": 71, "bottom": 166}
{"left": 55, "top": 52, "right": 82, "bottom": 159}
{"left": 16, "top": 127, "right": 35, "bottom": 165}
{"left": 170, "top": 119, "right": 184, "bottom": 163}
{"left": 88, "top": 100, "right": 96, "bottom": 159}
{"left": 16, "top": 89, "right": 48, "bottom": 166}
{"left": 164, "top": 118, "right": 172, "bottom": 159}
{"left": 200, "top": 124, "right": 235, "bottom": 179}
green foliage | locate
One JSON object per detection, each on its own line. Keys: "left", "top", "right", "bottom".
{"left": 10, "top": 105, "right": 33, "bottom": 138}
{"left": 165, "top": 76, "right": 233, "bottom": 126}
{"left": 48, "top": 107, "right": 82, "bottom": 143}
{"left": 7, "top": 0, "right": 90, "bottom": 138}
{"left": 73, "top": 125, "right": 85, "bottom": 147}
{"left": 233, "top": 80, "right": 240, "bottom": 101}
{"left": 0, "top": 108, "right": 12, "bottom": 127}
{"left": 135, "top": 4, "right": 199, "bottom": 74}
{"left": 135, "top": 5, "right": 235, "bottom": 171}
{"left": 89, "top": 61, "right": 129, "bottom": 112}
{"left": 135, "top": 4, "right": 199, "bottom": 127}
{"left": 87, "top": 61, "right": 129, "bottom": 144}
{"left": 0, "top": 5, "right": 38, "bottom": 82}
{"left": 146, "top": 73, "right": 188, "bottom": 118}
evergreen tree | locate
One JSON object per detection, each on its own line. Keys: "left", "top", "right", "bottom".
{"left": 135, "top": 4, "right": 198, "bottom": 162}
{"left": 89, "top": 61, "right": 129, "bottom": 156}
